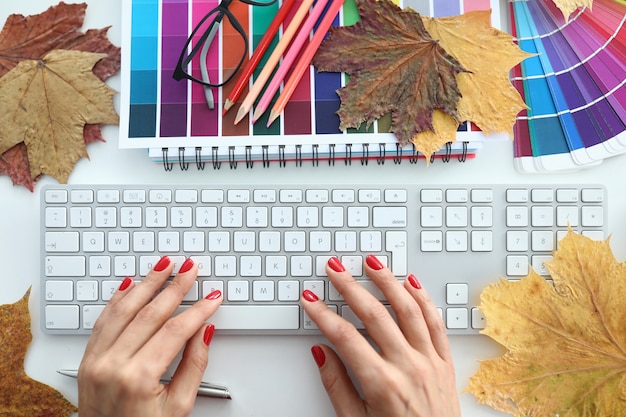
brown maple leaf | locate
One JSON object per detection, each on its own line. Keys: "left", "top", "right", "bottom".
{"left": 0, "top": 2, "right": 120, "bottom": 189}
{"left": 0, "top": 288, "right": 78, "bottom": 416}
{"left": 0, "top": 49, "right": 119, "bottom": 183}
{"left": 466, "top": 230, "right": 626, "bottom": 417}
{"left": 312, "top": 0, "right": 468, "bottom": 147}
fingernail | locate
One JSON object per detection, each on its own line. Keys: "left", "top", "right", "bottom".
{"left": 328, "top": 256, "right": 345, "bottom": 273}
{"left": 118, "top": 277, "right": 132, "bottom": 291}
{"left": 302, "top": 289, "right": 319, "bottom": 302}
{"left": 179, "top": 258, "right": 194, "bottom": 273}
{"left": 408, "top": 274, "right": 422, "bottom": 289}
{"left": 365, "top": 254, "right": 384, "bottom": 270}
{"left": 311, "top": 345, "right": 325, "bottom": 368}
{"left": 206, "top": 289, "right": 222, "bottom": 300}
{"left": 203, "top": 324, "right": 215, "bottom": 346}
{"left": 154, "top": 256, "right": 171, "bottom": 272}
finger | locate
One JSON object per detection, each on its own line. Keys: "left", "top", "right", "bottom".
{"left": 110, "top": 258, "right": 198, "bottom": 357}
{"left": 404, "top": 275, "right": 452, "bottom": 361}
{"left": 326, "top": 256, "right": 410, "bottom": 357}
{"left": 301, "top": 289, "right": 385, "bottom": 384}
{"left": 135, "top": 290, "right": 223, "bottom": 374}
{"left": 86, "top": 256, "right": 174, "bottom": 356}
{"left": 311, "top": 344, "right": 365, "bottom": 417}
{"left": 363, "top": 255, "right": 437, "bottom": 356}
{"left": 165, "top": 324, "right": 215, "bottom": 413}
{"left": 83, "top": 276, "right": 135, "bottom": 356}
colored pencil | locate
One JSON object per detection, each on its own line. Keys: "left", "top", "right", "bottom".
{"left": 234, "top": 0, "right": 316, "bottom": 124}
{"left": 222, "top": 0, "right": 296, "bottom": 115}
{"left": 252, "top": 0, "right": 330, "bottom": 123}
{"left": 267, "top": 0, "right": 344, "bottom": 127}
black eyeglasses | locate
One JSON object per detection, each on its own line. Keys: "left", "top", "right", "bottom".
{"left": 173, "top": 0, "right": 277, "bottom": 109}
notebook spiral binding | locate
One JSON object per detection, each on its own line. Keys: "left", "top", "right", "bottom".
{"left": 160, "top": 142, "right": 469, "bottom": 171}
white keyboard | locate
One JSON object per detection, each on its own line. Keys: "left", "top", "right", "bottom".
{"left": 40, "top": 184, "right": 607, "bottom": 335}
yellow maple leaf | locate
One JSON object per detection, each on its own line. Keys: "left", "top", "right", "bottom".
{"left": 466, "top": 230, "right": 626, "bottom": 417}
{"left": 0, "top": 49, "right": 118, "bottom": 183}
{"left": 552, "top": 0, "right": 594, "bottom": 20}
{"left": 0, "top": 288, "right": 78, "bottom": 416}
{"left": 415, "top": 10, "right": 532, "bottom": 159}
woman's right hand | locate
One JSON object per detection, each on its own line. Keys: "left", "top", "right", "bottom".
{"left": 302, "top": 255, "right": 461, "bottom": 417}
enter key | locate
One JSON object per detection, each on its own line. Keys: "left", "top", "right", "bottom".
{"left": 385, "top": 231, "right": 407, "bottom": 276}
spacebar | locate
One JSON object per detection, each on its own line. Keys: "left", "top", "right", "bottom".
{"left": 210, "top": 305, "right": 300, "bottom": 330}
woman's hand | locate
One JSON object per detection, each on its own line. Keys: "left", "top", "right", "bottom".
{"left": 78, "top": 256, "right": 223, "bottom": 417}
{"left": 301, "top": 255, "right": 461, "bottom": 417}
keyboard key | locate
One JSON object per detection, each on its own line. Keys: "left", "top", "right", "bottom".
{"left": 209, "top": 305, "right": 300, "bottom": 330}
{"left": 45, "top": 281, "right": 73, "bottom": 301}
{"left": 45, "top": 232, "right": 79, "bottom": 252}
{"left": 45, "top": 256, "right": 85, "bottom": 277}
{"left": 373, "top": 207, "right": 406, "bottom": 227}
{"left": 446, "top": 308, "right": 469, "bottom": 329}
{"left": 45, "top": 305, "right": 80, "bottom": 329}
{"left": 45, "top": 189, "right": 68, "bottom": 203}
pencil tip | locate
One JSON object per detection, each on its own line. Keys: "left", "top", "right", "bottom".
{"left": 267, "top": 110, "right": 279, "bottom": 127}
{"left": 234, "top": 106, "right": 248, "bottom": 125}
{"left": 223, "top": 99, "right": 233, "bottom": 114}
{"left": 252, "top": 107, "right": 264, "bottom": 123}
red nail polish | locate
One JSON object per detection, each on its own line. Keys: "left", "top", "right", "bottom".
{"left": 311, "top": 345, "right": 326, "bottom": 368}
{"left": 408, "top": 274, "right": 422, "bottom": 289}
{"left": 118, "top": 277, "right": 132, "bottom": 291}
{"left": 206, "top": 289, "right": 222, "bottom": 300}
{"left": 154, "top": 256, "right": 171, "bottom": 272}
{"left": 365, "top": 254, "right": 384, "bottom": 270}
{"left": 328, "top": 256, "right": 345, "bottom": 273}
{"left": 203, "top": 324, "right": 215, "bottom": 346}
{"left": 302, "top": 289, "right": 319, "bottom": 302}
{"left": 179, "top": 258, "right": 194, "bottom": 273}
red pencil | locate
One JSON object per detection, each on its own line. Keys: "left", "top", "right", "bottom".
{"left": 222, "top": 0, "right": 296, "bottom": 115}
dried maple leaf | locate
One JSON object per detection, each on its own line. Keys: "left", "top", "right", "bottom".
{"left": 0, "top": 2, "right": 120, "bottom": 189}
{"left": 0, "top": 288, "right": 78, "bottom": 416}
{"left": 419, "top": 11, "right": 531, "bottom": 150}
{"left": 0, "top": 49, "right": 119, "bottom": 183}
{"left": 466, "top": 230, "right": 626, "bottom": 417}
{"left": 312, "top": 0, "right": 468, "bottom": 148}
{"left": 551, "top": 0, "right": 594, "bottom": 20}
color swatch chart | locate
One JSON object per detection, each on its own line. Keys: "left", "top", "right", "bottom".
{"left": 119, "top": 0, "right": 500, "bottom": 149}
{"left": 511, "top": 0, "right": 626, "bottom": 172}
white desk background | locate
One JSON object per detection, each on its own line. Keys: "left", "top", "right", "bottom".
{"left": 1, "top": 1, "right": 625, "bottom": 416}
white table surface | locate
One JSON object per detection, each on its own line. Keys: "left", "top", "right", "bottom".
{"left": 2, "top": 1, "right": 625, "bottom": 416}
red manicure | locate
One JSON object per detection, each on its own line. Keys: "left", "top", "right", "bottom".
{"left": 408, "top": 274, "right": 422, "bottom": 289}
{"left": 365, "top": 254, "right": 384, "bottom": 270}
{"left": 154, "top": 256, "right": 171, "bottom": 272}
{"left": 206, "top": 289, "right": 222, "bottom": 300}
{"left": 179, "top": 258, "right": 194, "bottom": 273}
{"left": 203, "top": 324, "right": 215, "bottom": 346}
{"left": 328, "top": 256, "right": 345, "bottom": 273}
{"left": 302, "top": 289, "right": 319, "bottom": 302}
{"left": 118, "top": 277, "right": 132, "bottom": 291}
{"left": 311, "top": 345, "right": 326, "bottom": 368}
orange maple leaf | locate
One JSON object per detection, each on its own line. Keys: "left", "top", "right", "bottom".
{"left": 467, "top": 231, "right": 626, "bottom": 417}
{"left": 0, "top": 288, "right": 78, "bottom": 416}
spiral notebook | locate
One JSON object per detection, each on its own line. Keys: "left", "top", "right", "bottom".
{"left": 119, "top": 0, "right": 505, "bottom": 170}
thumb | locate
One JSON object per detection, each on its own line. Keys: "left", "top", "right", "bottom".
{"left": 311, "top": 344, "right": 365, "bottom": 417}
{"left": 166, "top": 324, "right": 215, "bottom": 410}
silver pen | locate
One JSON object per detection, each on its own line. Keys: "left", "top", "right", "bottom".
{"left": 57, "top": 369, "right": 232, "bottom": 400}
